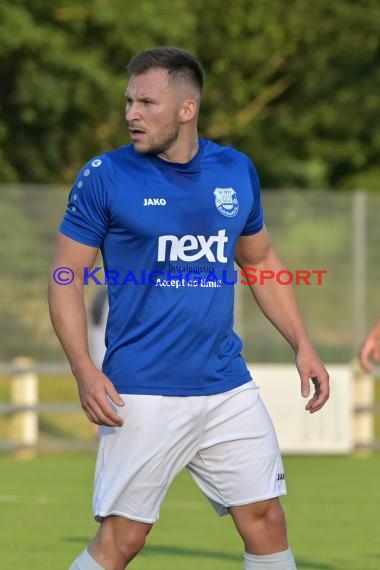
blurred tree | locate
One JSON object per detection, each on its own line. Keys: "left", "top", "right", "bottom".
{"left": 0, "top": 0, "right": 195, "bottom": 182}
{"left": 195, "top": 0, "right": 380, "bottom": 189}
{"left": 0, "top": 0, "right": 379, "bottom": 189}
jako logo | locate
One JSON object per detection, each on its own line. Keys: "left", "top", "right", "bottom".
{"left": 143, "top": 198, "right": 166, "bottom": 206}
{"left": 157, "top": 230, "right": 228, "bottom": 262}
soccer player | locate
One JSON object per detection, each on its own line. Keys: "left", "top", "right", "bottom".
{"left": 359, "top": 318, "right": 380, "bottom": 372}
{"left": 48, "top": 47, "right": 329, "bottom": 570}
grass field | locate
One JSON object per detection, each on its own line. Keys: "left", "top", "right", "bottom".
{"left": 0, "top": 454, "right": 379, "bottom": 570}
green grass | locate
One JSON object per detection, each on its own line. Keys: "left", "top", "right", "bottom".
{"left": 0, "top": 455, "right": 379, "bottom": 569}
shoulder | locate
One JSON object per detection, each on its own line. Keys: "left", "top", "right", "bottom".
{"left": 79, "top": 145, "right": 135, "bottom": 175}
{"left": 103, "top": 144, "right": 135, "bottom": 163}
{"left": 202, "top": 139, "right": 261, "bottom": 194}
{"left": 73, "top": 145, "right": 136, "bottom": 193}
{"left": 75, "top": 152, "right": 113, "bottom": 185}
{"left": 201, "top": 138, "right": 255, "bottom": 170}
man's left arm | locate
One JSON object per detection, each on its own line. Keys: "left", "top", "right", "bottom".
{"left": 235, "top": 227, "right": 329, "bottom": 413}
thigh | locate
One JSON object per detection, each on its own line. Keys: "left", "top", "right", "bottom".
{"left": 187, "top": 382, "right": 286, "bottom": 515}
{"left": 93, "top": 394, "right": 203, "bottom": 523}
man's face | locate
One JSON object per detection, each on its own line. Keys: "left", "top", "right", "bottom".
{"left": 125, "top": 68, "right": 184, "bottom": 156}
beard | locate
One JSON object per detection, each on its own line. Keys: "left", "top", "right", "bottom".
{"left": 134, "top": 121, "right": 180, "bottom": 158}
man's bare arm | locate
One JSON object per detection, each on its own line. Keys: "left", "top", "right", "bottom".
{"left": 359, "top": 318, "right": 380, "bottom": 373}
{"left": 235, "top": 227, "right": 329, "bottom": 413}
{"left": 48, "top": 233, "right": 124, "bottom": 426}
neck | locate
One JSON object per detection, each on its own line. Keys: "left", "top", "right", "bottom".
{"left": 158, "top": 132, "right": 199, "bottom": 164}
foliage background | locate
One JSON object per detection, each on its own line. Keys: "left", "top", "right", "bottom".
{"left": 1, "top": 0, "right": 379, "bottom": 189}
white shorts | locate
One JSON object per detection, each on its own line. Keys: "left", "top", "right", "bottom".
{"left": 93, "top": 381, "right": 286, "bottom": 524}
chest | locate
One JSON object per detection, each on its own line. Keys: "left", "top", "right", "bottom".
{"left": 109, "top": 163, "right": 253, "bottom": 240}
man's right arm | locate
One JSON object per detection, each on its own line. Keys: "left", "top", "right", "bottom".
{"left": 48, "top": 233, "right": 124, "bottom": 426}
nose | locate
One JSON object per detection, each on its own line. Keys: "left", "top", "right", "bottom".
{"left": 125, "top": 101, "right": 141, "bottom": 122}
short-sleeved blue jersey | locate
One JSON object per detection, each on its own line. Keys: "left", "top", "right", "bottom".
{"left": 60, "top": 138, "right": 264, "bottom": 395}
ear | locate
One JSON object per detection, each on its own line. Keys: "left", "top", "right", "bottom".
{"left": 179, "top": 98, "right": 198, "bottom": 124}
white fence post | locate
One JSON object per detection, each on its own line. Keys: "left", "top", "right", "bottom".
{"left": 352, "top": 192, "right": 367, "bottom": 353}
{"left": 353, "top": 359, "right": 374, "bottom": 452}
{"left": 10, "top": 356, "right": 38, "bottom": 456}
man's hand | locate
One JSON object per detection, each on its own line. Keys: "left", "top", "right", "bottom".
{"left": 359, "top": 327, "right": 380, "bottom": 373}
{"left": 296, "top": 346, "right": 330, "bottom": 413}
{"left": 75, "top": 366, "right": 125, "bottom": 427}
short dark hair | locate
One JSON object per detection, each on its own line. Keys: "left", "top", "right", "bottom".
{"left": 127, "top": 47, "right": 205, "bottom": 92}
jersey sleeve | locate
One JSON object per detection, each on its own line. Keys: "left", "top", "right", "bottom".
{"left": 240, "top": 160, "right": 264, "bottom": 236}
{"left": 59, "top": 155, "right": 113, "bottom": 248}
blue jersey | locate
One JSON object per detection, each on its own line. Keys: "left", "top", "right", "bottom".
{"left": 60, "top": 138, "right": 264, "bottom": 395}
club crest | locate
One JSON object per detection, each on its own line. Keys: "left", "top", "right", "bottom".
{"left": 213, "top": 187, "right": 239, "bottom": 217}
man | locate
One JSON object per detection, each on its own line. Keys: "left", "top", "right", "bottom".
{"left": 48, "top": 47, "right": 329, "bottom": 570}
{"left": 359, "top": 318, "right": 380, "bottom": 372}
